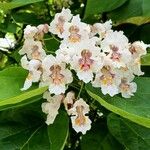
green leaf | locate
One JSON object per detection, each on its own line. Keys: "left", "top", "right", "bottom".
{"left": 84, "top": 0, "right": 127, "bottom": 19}
{"left": 12, "top": 12, "right": 45, "bottom": 25}
{"left": 81, "top": 119, "right": 123, "bottom": 150}
{"left": 0, "top": 103, "right": 69, "bottom": 150}
{"left": 86, "top": 77, "right": 150, "bottom": 128}
{"left": 0, "top": 0, "right": 44, "bottom": 12}
{"left": 141, "top": 53, "right": 150, "bottom": 66}
{"left": 107, "top": 113, "right": 150, "bottom": 150}
{"left": 108, "top": 0, "right": 150, "bottom": 22}
{"left": 47, "top": 110, "right": 69, "bottom": 150}
{"left": 115, "top": 17, "right": 150, "bottom": 26}
{"left": 0, "top": 23, "right": 18, "bottom": 33}
{"left": 0, "top": 67, "right": 47, "bottom": 110}
{"left": 142, "top": 0, "right": 150, "bottom": 16}
{"left": 44, "top": 36, "right": 60, "bottom": 54}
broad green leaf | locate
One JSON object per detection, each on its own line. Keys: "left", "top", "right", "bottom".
{"left": 47, "top": 110, "right": 69, "bottom": 150}
{"left": 141, "top": 53, "right": 150, "bottom": 66}
{"left": 0, "top": 67, "right": 47, "bottom": 110}
{"left": 12, "top": 12, "right": 45, "bottom": 25}
{"left": 108, "top": 0, "right": 150, "bottom": 22}
{"left": 107, "top": 113, "right": 150, "bottom": 150}
{"left": 115, "top": 17, "right": 150, "bottom": 26}
{"left": 81, "top": 119, "right": 123, "bottom": 150}
{"left": 86, "top": 77, "right": 150, "bottom": 128}
{"left": 0, "top": 103, "right": 49, "bottom": 150}
{"left": 0, "top": 0, "right": 44, "bottom": 12}
{"left": 84, "top": 0, "right": 127, "bottom": 19}
{"left": 0, "top": 23, "right": 18, "bottom": 33}
{"left": 0, "top": 103, "right": 69, "bottom": 150}
{"left": 142, "top": 0, "right": 150, "bottom": 16}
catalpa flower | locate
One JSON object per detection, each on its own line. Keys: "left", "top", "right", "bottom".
{"left": 70, "top": 39, "right": 103, "bottom": 83}
{"left": 49, "top": 8, "right": 73, "bottom": 38}
{"left": 56, "top": 43, "right": 75, "bottom": 63}
{"left": 129, "top": 57, "right": 144, "bottom": 76}
{"left": 19, "top": 39, "right": 46, "bottom": 60}
{"left": 61, "top": 15, "right": 90, "bottom": 46}
{"left": 129, "top": 41, "right": 150, "bottom": 76}
{"left": 129, "top": 41, "right": 149, "bottom": 58}
{"left": 119, "top": 78, "right": 137, "bottom": 98}
{"left": 104, "top": 48, "right": 132, "bottom": 68}
{"left": 21, "top": 55, "right": 42, "bottom": 90}
{"left": 40, "top": 55, "right": 73, "bottom": 95}
{"left": 91, "top": 20, "right": 112, "bottom": 39}
{"left": 101, "top": 31, "right": 132, "bottom": 68}
{"left": 101, "top": 31, "right": 129, "bottom": 53}
{"left": 0, "top": 33, "right": 16, "bottom": 52}
{"left": 63, "top": 91, "right": 75, "bottom": 115}
{"left": 36, "top": 24, "right": 49, "bottom": 40}
{"left": 24, "top": 25, "right": 38, "bottom": 39}
{"left": 69, "top": 98, "right": 91, "bottom": 134}
{"left": 42, "top": 91, "right": 63, "bottom": 125}
{"left": 92, "top": 66, "right": 120, "bottom": 96}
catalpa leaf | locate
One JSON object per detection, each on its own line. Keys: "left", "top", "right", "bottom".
{"left": 86, "top": 77, "right": 150, "bottom": 128}
{"left": 0, "top": 67, "right": 47, "bottom": 111}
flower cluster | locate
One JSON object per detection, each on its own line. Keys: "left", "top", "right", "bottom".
{"left": 19, "top": 8, "right": 149, "bottom": 134}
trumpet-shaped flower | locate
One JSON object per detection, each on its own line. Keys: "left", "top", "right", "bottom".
{"left": 69, "top": 98, "right": 91, "bottom": 134}
{"left": 129, "top": 41, "right": 149, "bottom": 58}
{"left": 42, "top": 91, "right": 63, "bottom": 125}
{"left": 19, "top": 39, "right": 46, "bottom": 60}
{"left": 49, "top": 8, "right": 73, "bottom": 38}
{"left": 40, "top": 55, "right": 73, "bottom": 95}
{"left": 56, "top": 44, "right": 75, "bottom": 63}
{"left": 119, "top": 78, "right": 137, "bottom": 98}
{"left": 20, "top": 55, "right": 42, "bottom": 90}
{"left": 24, "top": 25, "right": 38, "bottom": 39}
{"left": 63, "top": 91, "right": 75, "bottom": 115}
{"left": 91, "top": 20, "right": 112, "bottom": 39}
{"left": 70, "top": 39, "right": 103, "bottom": 83}
{"left": 61, "top": 15, "right": 90, "bottom": 46}
{"left": 92, "top": 66, "right": 120, "bottom": 96}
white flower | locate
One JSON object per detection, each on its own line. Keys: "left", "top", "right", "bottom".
{"left": 115, "top": 67, "right": 134, "bottom": 80}
{"left": 56, "top": 43, "right": 75, "bottom": 63}
{"left": 92, "top": 66, "right": 120, "bottom": 96}
{"left": 130, "top": 41, "right": 149, "bottom": 58}
{"left": 42, "top": 91, "right": 63, "bottom": 125}
{"left": 36, "top": 24, "right": 49, "bottom": 39}
{"left": 129, "top": 57, "right": 144, "bottom": 76}
{"left": 104, "top": 49, "right": 132, "bottom": 68}
{"left": 119, "top": 78, "right": 137, "bottom": 98}
{"left": 24, "top": 25, "right": 38, "bottom": 39}
{"left": 69, "top": 98, "right": 91, "bottom": 134}
{"left": 21, "top": 55, "right": 42, "bottom": 90}
{"left": 91, "top": 20, "right": 112, "bottom": 38}
{"left": 101, "top": 31, "right": 129, "bottom": 53}
{"left": 70, "top": 39, "right": 103, "bottom": 83}
{"left": 61, "top": 15, "right": 90, "bottom": 46}
{"left": 40, "top": 55, "right": 73, "bottom": 95}
{"left": 49, "top": 8, "right": 73, "bottom": 38}
{"left": 37, "top": 24, "right": 49, "bottom": 34}
{"left": 128, "top": 41, "right": 149, "bottom": 76}
{"left": 0, "top": 33, "right": 16, "bottom": 51}
{"left": 19, "top": 39, "right": 46, "bottom": 60}
{"left": 63, "top": 91, "right": 75, "bottom": 115}
{"left": 101, "top": 31, "right": 132, "bottom": 68}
